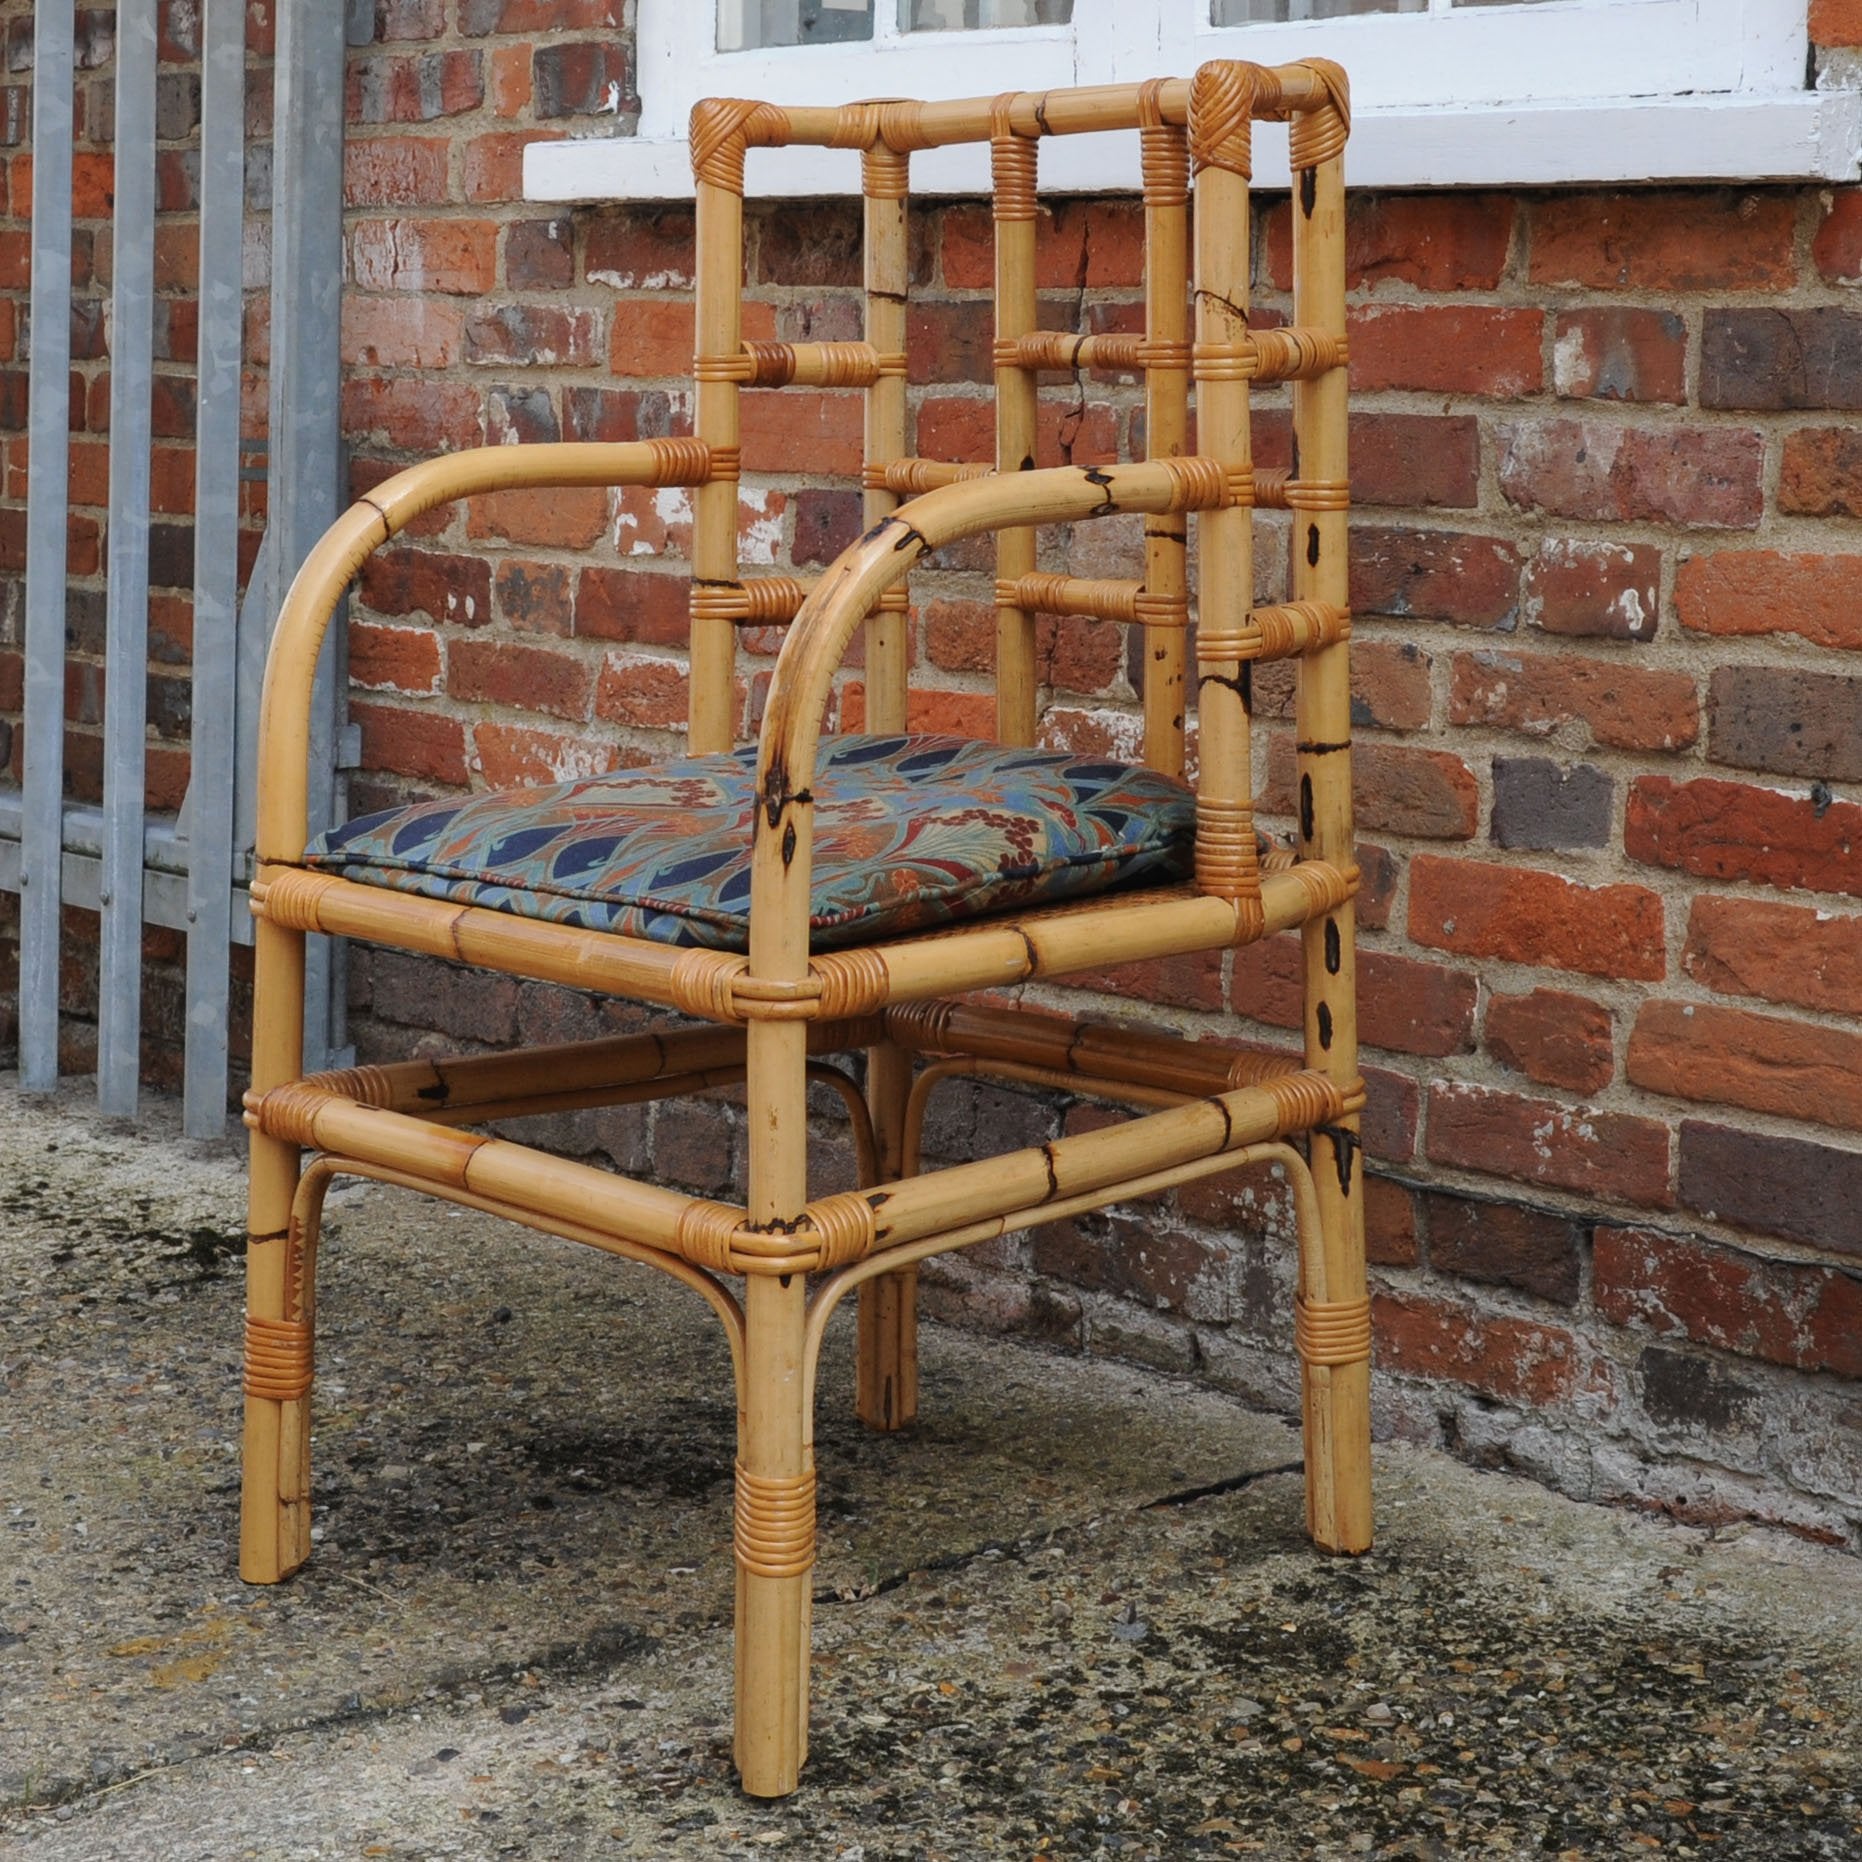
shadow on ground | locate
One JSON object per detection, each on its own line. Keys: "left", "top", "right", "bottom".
{"left": 2, "top": 1083, "right": 1859, "bottom": 1860}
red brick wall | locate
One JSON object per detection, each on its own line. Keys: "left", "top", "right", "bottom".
{"left": 2, "top": 3, "right": 1859, "bottom": 1544}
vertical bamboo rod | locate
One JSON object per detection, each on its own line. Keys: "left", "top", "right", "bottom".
{"left": 241, "top": 915, "right": 309, "bottom": 1583}
{"left": 1289, "top": 68, "right": 1370, "bottom": 1558}
{"left": 862, "top": 146, "right": 910, "bottom": 735}
{"left": 1187, "top": 67, "right": 1258, "bottom": 917}
{"left": 1139, "top": 88, "right": 1191, "bottom": 778}
{"left": 991, "top": 107, "right": 1039, "bottom": 746}
{"left": 857, "top": 1039, "right": 918, "bottom": 1431}
{"left": 692, "top": 167, "right": 744, "bottom": 752}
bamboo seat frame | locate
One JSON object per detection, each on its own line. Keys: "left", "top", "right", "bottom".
{"left": 241, "top": 59, "right": 1368, "bottom": 1800}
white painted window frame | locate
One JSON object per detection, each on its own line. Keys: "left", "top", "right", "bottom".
{"left": 524, "top": 0, "right": 1862, "bottom": 200}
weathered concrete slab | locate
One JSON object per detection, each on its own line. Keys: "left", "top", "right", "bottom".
{"left": 3, "top": 1082, "right": 1860, "bottom": 1859}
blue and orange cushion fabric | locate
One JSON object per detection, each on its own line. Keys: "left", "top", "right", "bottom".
{"left": 304, "top": 733, "right": 1197, "bottom": 953}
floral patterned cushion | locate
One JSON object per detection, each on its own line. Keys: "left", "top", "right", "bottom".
{"left": 305, "top": 733, "right": 1197, "bottom": 953}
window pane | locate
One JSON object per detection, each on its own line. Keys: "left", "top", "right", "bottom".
{"left": 1213, "top": 0, "right": 1422, "bottom": 18}
{"left": 902, "top": 0, "right": 1073, "bottom": 27}
{"left": 718, "top": 0, "right": 874, "bottom": 52}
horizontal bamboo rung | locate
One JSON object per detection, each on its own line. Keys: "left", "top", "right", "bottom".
{"left": 695, "top": 341, "right": 906, "bottom": 389}
{"left": 1194, "top": 329, "right": 1346, "bottom": 383}
{"left": 864, "top": 457, "right": 994, "bottom": 496}
{"left": 1198, "top": 600, "right": 1350, "bottom": 664}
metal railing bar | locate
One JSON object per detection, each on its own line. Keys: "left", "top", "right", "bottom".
{"left": 97, "top": 0, "right": 162, "bottom": 1117}
{"left": 18, "top": 0, "right": 77, "bottom": 1092}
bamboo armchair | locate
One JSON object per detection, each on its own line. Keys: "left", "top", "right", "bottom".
{"left": 240, "top": 60, "right": 1367, "bottom": 1798}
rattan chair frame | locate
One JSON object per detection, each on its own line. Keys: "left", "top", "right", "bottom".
{"left": 241, "top": 59, "right": 1367, "bottom": 1798}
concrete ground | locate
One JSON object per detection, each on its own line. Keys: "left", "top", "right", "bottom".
{"left": 2, "top": 1083, "right": 1860, "bottom": 1862}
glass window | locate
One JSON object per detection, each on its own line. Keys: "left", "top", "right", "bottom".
{"left": 903, "top": 0, "right": 1072, "bottom": 25}
{"left": 1213, "top": 0, "right": 1421, "bottom": 17}
{"left": 718, "top": 0, "right": 874, "bottom": 52}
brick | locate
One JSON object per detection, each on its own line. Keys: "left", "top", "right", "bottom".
{"left": 1523, "top": 538, "right": 1659, "bottom": 641}
{"left": 608, "top": 299, "right": 697, "bottom": 378}
{"left": 463, "top": 130, "right": 555, "bottom": 204}
{"left": 1813, "top": 189, "right": 1862, "bottom": 279}
{"left": 1626, "top": 775, "right": 1862, "bottom": 898}
{"left": 465, "top": 303, "right": 602, "bottom": 367}
{"left": 1708, "top": 665, "right": 1862, "bottom": 783}
{"left": 839, "top": 684, "right": 996, "bottom": 739}
{"left": 1350, "top": 525, "right": 1520, "bottom": 631}
{"left": 346, "top": 49, "right": 484, "bottom": 124}
{"left": 1529, "top": 191, "right": 1795, "bottom": 291}
{"left": 351, "top": 218, "right": 498, "bottom": 296}
{"left": 494, "top": 559, "right": 574, "bottom": 637}
{"left": 372, "top": 0, "right": 448, "bottom": 39}
{"left": 1683, "top": 895, "right": 1862, "bottom": 1017}
{"left": 1264, "top": 737, "right": 1478, "bottom": 840}
{"left": 1351, "top": 413, "right": 1478, "bottom": 510}
{"left": 1552, "top": 308, "right": 1686, "bottom": 404}
{"left": 1629, "top": 1000, "right": 1862, "bottom": 1133}
{"left": 758, "top": 199, "right": 867, "bottom": 289}
{"left": 532, "top": 41, "right": 632, "bottom": 119}
{"left": 465, "top": 486, "right": 609, "bottom": 551}
{"left": 490, "top": 44, "right": 530, "bottom": 117}
{"left": 462, "top": 0, "right": 624, "bottom": 28}
{"left": 349, "top": 621, "right": 442, "bottom": 695}
{"left": 359, "top": 548, "right": 492, "bottom": 628}
{"left": 1229, "top": 936, "right": 1476, "bottom": 1057}
{"left": 1674, "top": 550, "right": 1862, "bottom": 652}
{"left": 1427, "top": 1081, "right": 1672, "bottom": 1207}
{"left": 1356, "top": 843, "right": 1399, "bottom": 932}
{"left": 341, "top": 295, "right": 463, "bottom": 370}
{"left": 503, "top": 216, "right": 575, "bottom": 289}
{"left": 1057, "top": 950, "right": 1224, "bottom": 1014}
{"left": 352, "top": 700, "right": 470, "bottom": 787}
{"left": 792, "top": 489, "right": 862, "bottom": 567}
{"left": 586, "top": 207, "right": 695, "bottom": 291}
{"left": 564, "top": 386, "right": 672, "bottom": 444}
{"left": 594, "top": 651, "right": 688, "bottom": 730}
{"left": 741, "top": 389, "right": 864, "bottom": 476}
{"left": 1409, "top": 854, "right": 1666, "bottom": 980}
{"left": 1252, "top": 640, "right": 1432, "bottom": 734}
{"left": 1701, "top": 309, "right": 1862, "bottom": 411}
{"left": 1781, "top": 426, "right": 1862, "bottom": 518}
{"left": 477, "top": 723, "right": 628, "bottom": 793}
{"left": 1678, "top": 1121, "right": 1862, "bottom": 1255}
{"left": 1346, "top": 305, "right": 1541, "bottom": 396}
{"left": 1372, "top": 1292, "right": 1588, "bottom": 1405}
{"left": 1485, "top": 987, "right": 1614, "bottom": 1094}
{"left": 1362, "top": 1176, "right": 1420, "bottom": 1267}
{"left": 1264, "top": 193, "right": 1515, "bottom": 293}
{"left": 366, "top": 950, "right": 518, "bottom": 1043}
{"left": 1450, "top": 650, "right": 1698, "bottom": 753}
{"left": 1425, "top": 1193, "right": 1584, "bottom": 1306}
{"left": 1593, "top": 1225, "right": 1862, "bottom": 1380}
{"left": 1813, "top": 0, "right": 1862, "bottom": 42}
{"left": 342, "top": 377, "right": 483, "bottom": 455}
{"left": 343, "top": 136, "right": 449, "bottom": 207}
{"left": 1497, "top": 418, "right": 1763, "bottom": 530}
{"left": 1637, "top": 1345, "right": 1761, "bottom": 1436}
{"left": 448, "top": 636, "right": 593, "bottom": 722}
{"left": 907, "top": 299, "right": 995, "bottom": 388}
{"left": 486, "top": 385, "right": 559, "bottom": 446}
{"left": 574, "top": 568, "right": 689, "bottom": 647}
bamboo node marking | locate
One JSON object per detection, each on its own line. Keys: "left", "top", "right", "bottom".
{"left": 804, "top": 1191, "right": 878, "bottom": 1269}
{"left": 811, "top": 948, "right": 891, "bottom": 1020}
{"left": 734, "top": 1463, "right": 816, "bottom": 1579}
{"left": 671, "top": 949, "right": 749, "bottom": 1023}
{"left": 688, "top": 97, "right": 791, "bottom": 194}
{"left": 1188, "top": 60, "right": 1254, "bottom": 179}
{"left": 244, "top": 1314, "right": 313, "bottom": 1403}
{"left": 1295, "top": 1293, "right": 1373, "bottom": 1369}
{"left": 1288, "top": 59, "right": 1351, "bottom": 171}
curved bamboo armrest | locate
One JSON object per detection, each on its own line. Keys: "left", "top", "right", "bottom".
{"left": 254, "top": 439, "right": 714, "bottom": 867}
{"left": 745, "top": 458, "right": 1236, "bottom": 978}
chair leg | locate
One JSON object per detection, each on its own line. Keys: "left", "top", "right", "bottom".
{"left": 241, "top": 919, "right": 312, "bottom": 1584}
{"left": 734, "top": 1272, "right": 814, "bottom": 1797}
{"left": 1297, "top": 1131, "right": 1374, "bottom": 1556}
{"left": 856, "top": 1040, "right": 917, "bottom": 1432}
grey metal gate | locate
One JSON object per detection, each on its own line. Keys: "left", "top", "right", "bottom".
{"left": 1, "top": 0, "right": 354, "bottom": 1137}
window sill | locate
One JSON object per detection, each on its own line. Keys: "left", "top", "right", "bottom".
{"left": 525, "top": 90, "right": 1862, "bottom": 201}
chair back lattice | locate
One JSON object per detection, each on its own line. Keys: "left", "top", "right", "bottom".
{"left": 683, "top": 61, "right": 1352, "bottom": 929}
